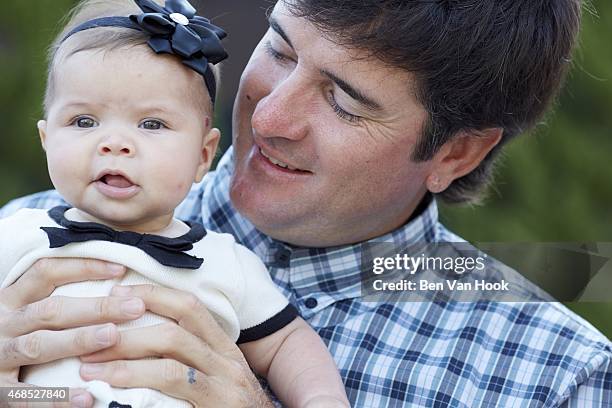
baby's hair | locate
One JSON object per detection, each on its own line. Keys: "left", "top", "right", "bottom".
{"left": 44, "top": 0, "right": 219, "bottom": 118}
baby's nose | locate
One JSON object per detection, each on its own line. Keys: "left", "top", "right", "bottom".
{"left": 97, "top": 138, "right": 135, "bottom": 157}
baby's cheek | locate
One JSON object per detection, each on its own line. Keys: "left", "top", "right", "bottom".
{"left": 47, "top": 152, "right": 73, "bottom": 181}
{"left": 157, "top": 172, "right": 193, "bottom": 202}
{"left": 149, "top": 155, "right": 196, "bottom": 197}
{"left": 175, "top": 178, "right": 195, "bottom": 198}
{"left": 46, "top": 154, "right": 83, "bottom": 201}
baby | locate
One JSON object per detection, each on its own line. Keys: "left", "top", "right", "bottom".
{"left": 0, "top": 0, "right": 349, "bottom": 407}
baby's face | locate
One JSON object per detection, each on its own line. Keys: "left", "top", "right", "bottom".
{"left": 39, "top": 46, "right": 219, "bottom": 232}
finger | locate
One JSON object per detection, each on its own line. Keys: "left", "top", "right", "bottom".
{"left": 0, "top": 324, "right": 118, "bottom": 369}
{"left": 69, "top": 388, "right": 94, "bottom": 408}
{"left": 80, "top": 323, "right": 227, "bottom": 376}
{"left": 80, "top": 360, "right": 222, "bottom": 407}
{"left": 1, "top": 296, "right": 144, "bottom": 337}
{"left": 111, "top": 285, "right": 233, "bottom": 351}
{"left": 1, "top": 258, "right": 126, "bottom": 309}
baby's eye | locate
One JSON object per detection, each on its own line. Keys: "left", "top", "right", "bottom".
{"left": 140, "top": 119, "right": 165, "bottom": 130}
{"left": 73, "top": 117, "right": 98, "bottom": 128}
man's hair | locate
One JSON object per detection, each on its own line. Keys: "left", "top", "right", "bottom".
{"left": 44, "top": 0, "right": 217, "bottom": 117}
{"left": 288, "top": 0, "right": 582, "bottom": 204}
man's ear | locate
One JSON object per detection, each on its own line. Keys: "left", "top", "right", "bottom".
{"left": 37, "top": 120, "right": 48, "bottom": 151}
{"left": 195, "top": 127, "right": 221, "bottom": 183}
{"left": 425, "top": 128, "right": 502, "bottom": 193}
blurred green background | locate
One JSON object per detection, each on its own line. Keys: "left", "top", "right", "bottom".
{"left": 0, "top": 1, "right": 610, "bottom": 337}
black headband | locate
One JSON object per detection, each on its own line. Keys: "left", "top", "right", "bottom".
{"left": 61, "top": 0, "right": 228, "bottom": 104}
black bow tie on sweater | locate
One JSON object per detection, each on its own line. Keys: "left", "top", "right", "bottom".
{"left": 40, "top": 206, "right": 205, "bottom": 269}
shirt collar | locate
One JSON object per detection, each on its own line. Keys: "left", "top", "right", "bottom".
{"left": 271, "top": 194, "right": 440, "bottom": 303}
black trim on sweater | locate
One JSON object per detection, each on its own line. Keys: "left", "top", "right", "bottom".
{"left": 237, "top": 303, "right": 299, "bottom": 344}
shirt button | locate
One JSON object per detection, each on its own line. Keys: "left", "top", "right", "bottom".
{"left": 304, "top": 297, "right": 318, "bottom": 309}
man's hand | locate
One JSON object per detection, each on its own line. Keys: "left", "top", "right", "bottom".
{"left": 79, "top": 285, "right": 274, "bottom": 408}
{"left": 0, "top": 258, "right": 145, "bottom": 407}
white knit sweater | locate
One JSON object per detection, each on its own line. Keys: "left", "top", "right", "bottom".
{"left": 0, "top": 208, "right": 292, "bottom": 408}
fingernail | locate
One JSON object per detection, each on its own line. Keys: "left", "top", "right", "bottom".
{"left": 95, "top": 324, "right": 114, "bottom": 346}
{"left": 121, "top": 298, "right": 144, "bottom": 317}
{"left": 107, "top": 263, "right": 125, "bottom": 276}
{"left": 71, "top": 392, "right": 90, "bottom": 408}
{"left": 112, "top": 285, "right": 131, "bottom": 296}
{"left": 81, "top": 363, "right": 104, "bottom": 377}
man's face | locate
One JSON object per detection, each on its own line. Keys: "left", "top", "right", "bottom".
{"left": 231, "top": 1, "right": 434, "bottom": 247}
{"left": 40, "top": 47, "right": 217, "bottom": 233}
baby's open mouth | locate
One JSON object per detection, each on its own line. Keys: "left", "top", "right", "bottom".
{"left": 94, "top": 171, "right": 140, "bottom": 199}
{"left": 100, "top": 174, "right": 135, "bottom": 188}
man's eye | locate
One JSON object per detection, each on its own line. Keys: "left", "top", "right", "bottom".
{"left": 328, "top": 92, "right": 361, "bottom": 124}
{"left": 264, "top": 41, "right": 293, "bottom": 63}
{"left": 73, "top": 117, "right": 97, "bottom": 128}
{"left": 140, "top": 120, "right": 164, "bottom": 130}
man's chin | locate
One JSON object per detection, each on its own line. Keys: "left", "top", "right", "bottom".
{"left": 230, "top": 190, "right": 295, "bottom": 240}
{"left": 232, "top": 190, "right": 281, "bottom": 226}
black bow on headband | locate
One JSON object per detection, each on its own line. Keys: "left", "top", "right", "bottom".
{"left": 62, "top": 0, "right": 227, "bottom": 103}
{"left": 130, "top": 0, "right": 227, "bottom": 74}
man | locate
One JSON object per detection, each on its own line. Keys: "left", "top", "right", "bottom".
{"left": 1, "top": 0, "right": 610, "bottom": 407}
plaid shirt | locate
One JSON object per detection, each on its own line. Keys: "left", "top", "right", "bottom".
{"left": 2, "top": 148, "right": 610, "bottom": 407}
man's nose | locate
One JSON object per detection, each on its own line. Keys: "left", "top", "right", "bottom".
{"left": 97, "top": 132, "right": 136, "bottom": 157}
{"left": 251, "top": 72, "right": 310, "bottom": 141}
